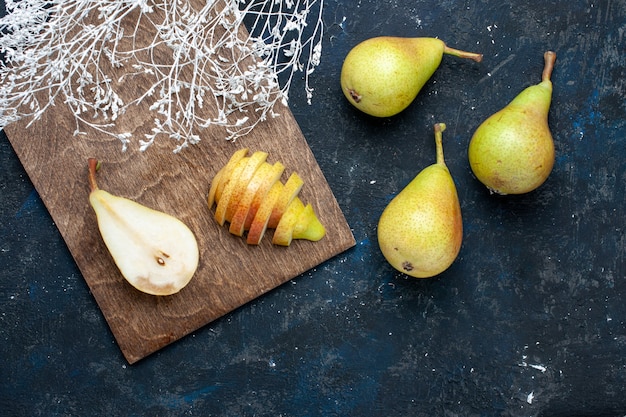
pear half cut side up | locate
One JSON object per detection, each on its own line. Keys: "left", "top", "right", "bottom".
{"left": 87, "top": 158, "right": 199, "bottom": 296}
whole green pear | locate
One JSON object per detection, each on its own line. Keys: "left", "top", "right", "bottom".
{"left": 340, "top": 37, "right": 482, "bottom": 117}
{"left": 378, "top": 123, "right": 463, "bottom": 278}
{"left": 468, "top": 51, "right": 557, "bottom": 195}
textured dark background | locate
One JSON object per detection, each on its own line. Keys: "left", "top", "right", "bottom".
{"left": 2, "top": 1, "right": 626, "bottom": 416}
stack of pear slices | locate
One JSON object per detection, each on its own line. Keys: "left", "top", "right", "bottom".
{"left": 208, "top": 148, "right": 326, "bottom": 246}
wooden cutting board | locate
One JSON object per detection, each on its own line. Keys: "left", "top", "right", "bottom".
{"left": 3, "top": 4, "right": 355, "bottom": 364}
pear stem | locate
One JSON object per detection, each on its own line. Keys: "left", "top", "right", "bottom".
{"left": 443, "top": 45, "right": 483, "bottom": 63}
{"left": 88, "top": 158, "right": 100, "bottom": 192}
{"left": 434, "top": 123, "right": 447, "bottom": 166}
{"left": 542, "top": 51, "right": 557, "bottom": 82}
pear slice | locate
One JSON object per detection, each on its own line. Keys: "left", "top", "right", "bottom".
{"left": 224, "top": 151, "right": 268, "bottom": 223}
{"left": 273, "top": 200, "right": 327, "bottom": 246}
{"left": 229, "top": 161, "right": 284, "bottom": 237}
{"left": 207, "top": 167, "right": 223, "bottom": 209}
{"left": 87, "top": 158, "right": 199, "bottom": 296}
{"left": 272, "top": 198, "right": 306, "bottom": 246}
{"left": 246, "top": 181, "right": 282, "bottom": 245}
{"left": 214, "top": 157, "right": 249, "bottom": 226}
{"left": 267, "top": 172, "right": 304, "bottom": 229}
{"left": 228, "top": 162, "right": 272, "bottom": 236}
{"left": 244, "top": 161, "right": 285, "bottom": 230}
{"left": 292, "top": 203, "right": 326, "bottom": 242}
{"left": 213, "top": 147, "right": 248, "bottom": 204}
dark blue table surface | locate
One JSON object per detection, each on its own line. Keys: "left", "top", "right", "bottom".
{"left": 2, "top": 1, "right": 626, "bottom": 416}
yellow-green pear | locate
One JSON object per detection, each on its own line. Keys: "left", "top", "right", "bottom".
{"left": 468, "top": 51, "right": 557, "bottom": 194}
{"left": 87, "top": 158, "right": 199, "bottom": 296}
{"left": 341, "top": 37, "right": 482, "bottom": 117}
{"left": 377, "top": 124, "right": 463, "bottom": 278}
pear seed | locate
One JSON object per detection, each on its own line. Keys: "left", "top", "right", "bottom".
{"left": 156, "top": 252, "right": 170, "bottom": 266}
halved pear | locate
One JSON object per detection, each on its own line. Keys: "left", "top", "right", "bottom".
{"left": 272, "top": 198, "right": 306, "bottom": 246}
{"left": 267, "top": 172, "right": 304, "bottom": 229}
{"left": 247, "top": 181, "right": 282, "bottom": 245}
{"left": 87, "top": 158, "right": 199, "bottom": 296}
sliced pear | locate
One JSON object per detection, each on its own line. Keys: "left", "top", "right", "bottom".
{"left": 267, "top": 172, "right": 304, "bottom": 229}
{"left": 207, "top": 167, "right": 223, "bottom": 208}
{"left": 272, "top": 198, "right": 306, "bottom": 246}
{"left": 214, "top": 147, "right": 248, "bottom": 203}
{"left": 214, "top": 157, "right": 248, "bottom": 226}
{"left": 247, "top": 181, "right": 282, "bottom": 245}
{"left": 87, "top": 158, "right": 199, "bottom": 296}
{"left": 292, "top": 203, "right": 326, "bottom": 242}
{"left": 243, "top": 161, "right": 285, "bottom": 230}
{"left": 229, "top": 161, "right": 285, "bottom": 237}
{"left": 228, "top": 162, "right": 272, "bottom": 236}
{"left": 224, "top": 151, "right": 268, "bottom": 223}
{"left": 209, "top": 148, "right": 325, "bottom": 246}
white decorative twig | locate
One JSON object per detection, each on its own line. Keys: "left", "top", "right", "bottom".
{"left": 0, "top": 0, "right": 324, "bottom": 152}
